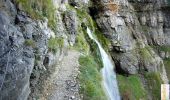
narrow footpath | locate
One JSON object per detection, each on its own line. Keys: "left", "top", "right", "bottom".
{"left": 39, "top": 50, "right": 80, "bottom": 100}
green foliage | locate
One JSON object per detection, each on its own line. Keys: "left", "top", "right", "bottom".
{"left": 48, "top": 38, "right": 58, "bottom": 53}
{"left": 152, "top": 45, "right": 170, "bottom": 53}
{"left": 139, "top": 47, "right": 152, "bottom": 60}
{"left": 74, "top": 25, "right": 90, "bottom": 54}
{"left": 164, "top": 59, "right": 170, "bottom": 81}
{"left": 144, "top": 72, "right": 162, "bottom": 100}
{"left": 78, "top": 55, "right": 106, "bottom": 100}
{"left": 57, "top": 37, "right": 64, "bottom": 48}
{"left": 81, "top": 27, "right": 103, "bottom": 70}
{"left": 88, "top": 16, "right": 111, "bottom": 51}
{"left": 94, "top": 27, "right": 111, "bottom": 51}
{"left": 117, "top": 75, "right": 147, "bottom": 100}
{"left": 16, "top": 0, "right": 56, "bottom": 30}
{"left": 68, "top": 4, "right": 110, "bottom": 53}
{"left": 66, "top": 4, "right": 94, "bottom": 31}
{"left": 48, "top": 37, "right": 64, "bottom": 53}
{"left": 24, "top": 39, "right": 35, "bottom": 47}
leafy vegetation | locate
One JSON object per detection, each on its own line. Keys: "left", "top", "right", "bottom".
{"left": 144, "top": 72, "right": 162, "bottom": 100}
{"left": 16, "top": 0, "right": 56, "bottom": 30}
{"left": 24, "top": 39, "right": 35, "bottom": 47}
{"left": 48, "top": 37, "right": 64, "bottom": 53}
{"left": 78, "top": 55, "right": 106, "bottom": 100}
{"left": 117, "top": 74, "right": 147, "bottom": 100}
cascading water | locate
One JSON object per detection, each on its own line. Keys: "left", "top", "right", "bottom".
{"left": 87, "top": 28, "right": 120, "bottom": 100}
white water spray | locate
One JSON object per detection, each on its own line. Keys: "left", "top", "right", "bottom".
{"left": 87, "top": 28, "right": 120, "bottom": 100}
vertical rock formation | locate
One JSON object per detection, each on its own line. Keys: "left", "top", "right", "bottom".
{"left": 0, "top": 0, "right": 170, "bottom": 99}
{"left": 90, "top": 0, "right": 169, "bottom": 83}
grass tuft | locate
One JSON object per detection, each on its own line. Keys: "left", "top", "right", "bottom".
{"left": 48, "top": 37, "right": 64, "bottom": 53}
{"left": 24, "top": 39, "right": 36, "bottom": 48}
{"left": 144, "top": 72, "right": 162, "bottom": 100}
{"left": 78, "top": 55, "right": 106, "bottom": 100}
{"left": 164, "top": 59, "right": 170, "bottom": 81}
{"left": 117, "top": 74, "right": 147, "bottom": 100}
{"left": 16, "top": 0, "right": 57, "bottom": 31}
{"left": 139, "top": 47, "right": 153, "bottom": 60}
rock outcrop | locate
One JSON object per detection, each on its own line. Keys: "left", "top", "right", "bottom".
{"left": 0, "top": 0, "right": 170, "bottom": 99}
{"left": 90, "top": 0, "right": 169, "bottom": 83}
{"left": 0, "top": 0, "right": 70, "bottom": 99}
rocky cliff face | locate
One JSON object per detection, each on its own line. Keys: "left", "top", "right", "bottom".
{"left": 90, "top": 0, "right": 170, "bottom": 99}
{"left": 0, "top": 0, "right": 77, "bottom": 99}
{"left": 91, "top": 0, "right": 169, "bottom": 81}
{"left": 0, "top": 0, "right": 170, "bottom": 99}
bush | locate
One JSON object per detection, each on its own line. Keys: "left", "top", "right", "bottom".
{"left": 117, "top": 74, "right": 147, "bottom": 100}
{"left": 78, "top": 55, "right": 106, "bottom": 100}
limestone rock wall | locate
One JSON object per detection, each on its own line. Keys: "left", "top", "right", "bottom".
{"left": 91, "top": 0, "right": 169, "bottom": 83}
{"left": 0, "top": 0, "right": 170, "bottom": 99}
{"left": 0, "top": 0, "right": 78, "bottom": 99}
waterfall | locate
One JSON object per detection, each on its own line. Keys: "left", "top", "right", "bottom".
{"left": 87, "top": 28, "right": 120, "bottom": 100}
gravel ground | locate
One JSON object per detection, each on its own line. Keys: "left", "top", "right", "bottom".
{"left": 38, "top": 50, "right": 81, "bottom": 100}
